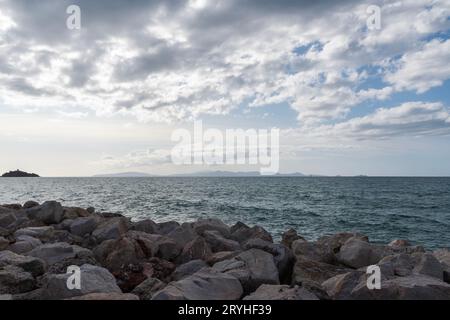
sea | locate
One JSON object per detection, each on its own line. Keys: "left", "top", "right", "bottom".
{"left": 1, "top": 177, "right": 449, "bottom": 249}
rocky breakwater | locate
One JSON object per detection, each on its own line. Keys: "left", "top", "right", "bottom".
{"left": 1, "top": 201, "right": 450, "bottom": 300}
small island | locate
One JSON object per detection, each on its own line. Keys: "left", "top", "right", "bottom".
{"left": 1, "top": 169, "right": 40, "bottom": 177}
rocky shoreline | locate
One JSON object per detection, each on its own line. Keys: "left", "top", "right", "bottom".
{"left": 1, "top": 201, "right": 449, "bottom": 300}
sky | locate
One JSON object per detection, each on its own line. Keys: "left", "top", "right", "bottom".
{"left": 0, "top": 0, "right": 450, "bottom": 176}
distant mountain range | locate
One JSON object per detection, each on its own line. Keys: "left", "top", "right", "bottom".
{"left": 93, "top": 171, "right": 310, "bottom": 177}
{"left": 1, "top": 170, "right": 40, "bottom": 177}
{"left": 93, "top": 172, "right": 155, "bottom": 177}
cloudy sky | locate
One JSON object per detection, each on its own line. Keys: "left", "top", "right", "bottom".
{"left": 1, "top": 0, "right": 450, "bottom": 176}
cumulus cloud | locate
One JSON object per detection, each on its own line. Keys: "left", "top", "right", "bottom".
{"left": 0, "top": 0, "right": 449, "bottom": 129}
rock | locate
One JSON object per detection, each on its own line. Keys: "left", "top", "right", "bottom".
{"left": 154, "top": 236, "right": 181, "bottom": 261}
{"left": 231, "top": 222, "right": 273, "bottom": 244}
{"left": 0, "top": 251, "right": 46, "bottom": 277}
{"left": 389, "top": 239, "right": 411, "bottom": 247}
{"left": 7, "top": 235, "right": 42, "bottom": 254}
{"left": 179, "top": 237, "right": 212, "bottom": 264}
{"left": 86, "top": 207, "right": 96, "bottom": 214}
{"left": 70, "top": 217, "right": 98, "bottom": 237}
{"left": 0, "top": 265, "right": 35, "bottom": 294}
{"left": 113, "top": 263, "right": 153, "bottom": 292}
{"left": 172, "top": 260, "right": 208, "bottom": 281}
{"left": 126, "top": 231, "right": 159, "bottom": 257}
{"left": 167, "top": 223, "right": 197, "bottom": 247}
{"left": 412, "top": 252, "right": 444, "bottom": 280}
{"left": 55, "top": 219, "right": 74, "bottom": 231}
{"left": 322, "top": 271, "right": 366, "bottom": 299}
{"left": 14, "top": 226, "right": 54, "bottom": 240}
{"left": 213, "top": 248, "right": 279, "bottom": 293}
{"left": 378, "top": 253, "right": 415, "bottom": 277}
{"left": 243, "top": 238, "right": 294, "bottom": 283}
{"left": 194, "top": 218, "right": 230, "bottom": 238}
{"left": 62, "top": 207, "right": 91, "bottom": 220}
{"left": 146, "top": 258, "right": 176, "bottom": 282}
{"left": 27, "top": 242, "right": 93, "bottom": 266}
{"left": 92, "top": 217, "right": 129, "bottom": 243}
{"left": 0, "top": 236, "right": 8, "bottom": 250}
{"left": 207, "top": 251, "right": 240, "bottom": 265}
{"left": 292, "top": 240, "right": 335, "bottom": 264}
{"left": 351, "top": 274, "right": 450, "bottom": 300}
{"left": 23, "top": 201, "right": 39, "bottom": 209}
{"left": 25, "top": 201, "right": 64, "bottom": 224}
{"left": 292, "top": 256, "right": 351, "bottom": 286}
{"left": 337, "top": 237, "right": 385, "bottom": 268}
{"left": 152, "top": 268, "right": 243, "bottom": 300}
{"left": 131, "top": 277, "right": 166, "bottom": 300}
{"left": 203, "top": 230, "right": 241, "bottom": 252}
{"left": 68, "top": 292, "right": 139, "bottom": 300}
{"left": 0, "top": 209, "right": 16, "bottom": 229}
{"left": 39, "top": 264, "right": 122, "bottom": 300}
{"left": 243, "top": 284, "right": 318, "bottom": 300}
{"left": 433, "top": 249, "right": 450, "bottom": 283}
{"left": 281, "top": 229, "right": 305, "bottom": 249}
{"left": 317, "top": 232, "right": 368, "bottom": 254}
{"left": 156, "top": 221, "right": 180, "bottom": 235}
{"left": 94, "top": 237, "right": 144, "bottom": 273}
{"left": 132, "top": 219, "right": 159, "bottom": 234}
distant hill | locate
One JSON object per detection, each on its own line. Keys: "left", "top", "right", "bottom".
{"left": 93, "top": 172, "right": 155, "bottom": 177}
{"left": 172, "top": 171, "right": 307, "bottom": 177}
{"left": 1, "top": 170, "right": 39, "bottom": 177}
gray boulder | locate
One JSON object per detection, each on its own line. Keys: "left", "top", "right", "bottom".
{"left": 292, "top": 256, "right": 351, "bottom": 286}
{"left": 39, "top": 264, "right": 122, "bottom": 300}
{"left": 92, "top": 217, "right": 129, "bottom": 243}
{"left": 25, "top": 201, "right": 64, "bottom": 224}
{"left": 0, "top": 265, "right": 35, "bottom": 294}
{"left": 243, "top": 284, "right": 318, "bottom": 300}
{"left": 132, "top": 219, "right": 159, "bottom": 234}
{"left": 194, "top": 218, "right": 230, "bottom": 238}
{"left": 292, "top": 240, "right": 335, "bottom": 264}
{"left": 0, "top": 236, "right": 8, "bottom": 250}
{"left": 167, "top": 223, "right": 197, "bottom": 247}
{"left": 0, "top": 209, "right": 17, "bottom": 229}
{"left": 231, "top": 222, "right": 273, "bottom": 244}
{"left": 337, "top": 237, "right": 385, "bottom": 268}
{"left": 14, "top": 226, "right": 54, "bottom": 240}
{"left": 213, "top": 248, "right": 279, "bottom": 292}
{"left": 27, "top": 242, "right": 93, "bottom": 266}
{"left": 203, "top": 230, "right": 241, "bottom": 252}
{"left": 152, "top": 268, "right": 243, "bottom": 300}
{"left": 172, "top": 259, "right": 208, "bottom": 281}
{"left": 179, "top": 237, "right": 212, "bottom": 264}
{"left": 131, "top": 277, "right": 166, "bottom": 300}
{"left": 23, "top": 201, "right": 39, "bottom": 209}
{"left": 157, "top": 221, "right": 180, "bottom": 235}
{"left": 70, "top": 217, "right": 98, "bottom": 237}
{"left": 0, "top": 250, "right": 46, "bottom": 277}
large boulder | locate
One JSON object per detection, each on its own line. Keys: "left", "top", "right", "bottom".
{"left": 25, "top": 201, "right": 64, "bottom": 225}
{"left": 230, "top": 222, "right": 273, "bottom": 244}
{"left": 62, "top": 207, "right": 90, "bottom": 220}
{"left": 167, "top": 223, "right": 197, "bottom": 247}
{"left": 292, "top": 240, "right": 335, "bottom": 264}
{"left": 194, "top": 218, "right": 230, "bottom": 238}
{"left": 213, "top": 248, "right": 279, "bottom": 293}
{"left": 207, "top": 251, "right": 240, "bottom": 265}
{"left": 0, "top": 251, "right": 46, "bottom": 277}
{"left": 337, "top": 238, "right": 385, "bottom": 268}
{"left": 8, "top": 235, "right": 42, "bottom": 254}
{"left": 152, "top": 269, "right": 243, "bottom": 300}
{"left": 0, "top": 208, "right": 17, "bottom": 229}
{"left": 317, "top": 232, "right": 368, "bottom": 255}
{"left": 0, "top": 265, "right": 35, "bottom": 294}
{"left": 243, "top": 284, "right": 318, "bottom": 300}
{"left": 23, "top": 201, "right": 39, "bottom": 210}
{"left": 203, "top": 230, "right": 241, "bottom": 252}
{"left": 27, "top": 242, "right": 93, "bottom": 266}
{"left": 433, "top": 249, "right": 450, "bottom": 283}
{"left": 70, "top": 217, "right": 98, "bottom": 237}
{"left": 132, "top": 219, "right": 159, "bottom": 234}
{"left": 292, "top": 256, "right": 351, "bottom": 286}
{"left": 126, "top": 231, "right": 159, "bottom": 257}
{"left": 94, "top": 237, "right": 144, "bottom": 273}
{"left": 157, "top": 221, "right": 180, "bottom": 235}
{"left": 172, "top": 260, "right": 208, "bottom": 281}
{"left": 243, "top": 238, "right": 294, "bottom": 283}
{"left": 378, "top": 252, "right": 444, "bottom": 280}
{"left": 14, "top": 226, "right": 54, "bottom": 241}
{"left": 39, "top": 264, "right": 122, "bottom": 300}
{"left": 92, "top": 217, "right": 129, "bottom": 243}
{"left": 350, "top": 274, "right": 450, "bottom": 300}
{"left": 178, "top": 237, "right": 212, "bottom": 264}
{"left": 131, "top": 277, "right": 166, "bottom": 300}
